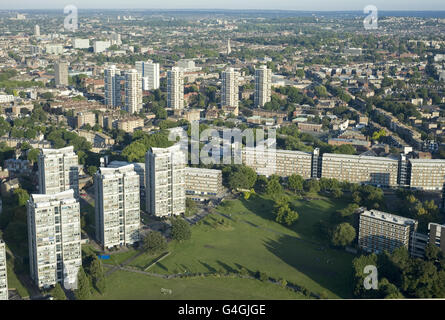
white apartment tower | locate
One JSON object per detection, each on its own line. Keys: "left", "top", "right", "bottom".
{"left": 145, "top": 145, "right": 186, "bottom": 217}
{"left": 0, "top": 240, "right": 7, "bottom": 300}
{"left": 136, "top": 60, "right": 160, "bottom": 91}
{"left": 95, "top": 165, "right": 140, "bottom": 249}
{"left": 254, "top": 65, "right": 272, "bottom": 108}
{"left": 55, "top": 61, "right": 69, "bottom": 87}
{"left": 34, "top": 24, "right": 40, "bottom": 37}
{"left": 27, "top": 190, "right": 82, "bottom": 289}
{"left": 124, "top": 69, "right": 143, "bottom": 114}
{"left": 104, "top": 65, "right": 121, "bottom": 107}
{"left": 38, "top": 146, "right": 79, "bottom": 198}
{"left": 221, "top": 68, "right": 239, "bottom": 108}
{"left": 167, "top": 67, "right": 184, "bottom": 109}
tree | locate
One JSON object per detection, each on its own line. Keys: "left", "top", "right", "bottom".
{"left": 87, "top": 166, "right": 98, "bottom": 177}
{"left": 424, "top": 244, "right": 443, "bottom": 262}
{"left": 50, "top": 283, "right": 67, "bottom": 300}
{"left": 13, "top": 188, "right": 29, "bottom": 207}
{"left": 266, "top": 175, "right": 283, "bottom": 197}
{"left": 143, "top": 231, "right": 168, "bottom": 255}
{"left": 254, "top": 175, "right": 268, "bottom": 194}
{"left": 228, "top": 166, "right": 257, "bottom": 190}
{"left": 303, "top": 179, "right": 320, "bottom": 193}
{"left": 89, "top": 257, "right": 106, "bottom": 294}
{"left": 74, "top": 266, "right": 92, "bottom": 300}
{"left": 288, "top": 174, "right": 304, "bottom": 193}
{"left": 275, "top": 203, "right": 299, "bottom": 226}
{"left": 331, "top": 223, "right": 356, "bottom": 247}
{"left": 27, "top": 148, "right": 40, "bottom": 163}
{"left": 171, "top": 218, "right": 191, "bottom": 242}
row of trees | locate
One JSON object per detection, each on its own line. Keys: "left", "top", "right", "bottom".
{"left": 353, "top": 245, "right": 445, "bottom": 298}
{"left": 142, "top": 218, "right": 192, "bottom": 256}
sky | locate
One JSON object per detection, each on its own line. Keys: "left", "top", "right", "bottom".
{"left": 0, "top": 0, "right": 444, "bottom": 11}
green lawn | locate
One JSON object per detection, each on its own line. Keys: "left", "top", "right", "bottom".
{"left": 90, "top": 270, "right": 306, "bottom": 300}
{"left": 102, "top": 193, "right": 355, "bottom": 299}
{"left": 4, "top": 245, "right": 31, "bottom": 298}
{"left": 6, "top": 261, "right": 30, "bottom": 298}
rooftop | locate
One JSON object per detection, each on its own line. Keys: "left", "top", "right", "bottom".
{"left": 361, "top": 209, "right": 417, "bottom": 226}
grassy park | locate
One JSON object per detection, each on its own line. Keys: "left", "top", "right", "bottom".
{"left": 90, "top": 270, "right": 306, "bottom": 300}
{"left": 96, "top": 193, "right": 356, "bottom": 299}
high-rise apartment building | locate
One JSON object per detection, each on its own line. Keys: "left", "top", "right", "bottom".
{"left": 243, "top": 148, "right": 313, "bottom": 179}
{"left": 73, "top": 38, "right": 90, "bottom": 49}
{"left": 221, "top": 68, "right": 239, "bottom": 108}
{"left": 93, "top": 40, "right": 111, "bottom": 53}
{"left": 358, "top": 209, "right": 418, "bottom": 255}
{"left": 321, "top": 153, "right": 400, "bottom": 188}
{"left": 55, "top": 61, "right": 69, "bottom": 87}
{"left": 409, "top": 159, "right": 445, "bottom": 191}
{"left": 145, "top": 145, "right": 186, "bottom": 217}
{"left": 428, "top": 223, "right": 445, "bottom": 254}
{"left": 185, "top": 167, "right": 223, "bottom": 198}
{"left": 167, "top": 67, "right": 184, "bottom": 109}
{"left": 27, "top": 190, "right": 81, "bottom": 289}
{"left": 108, "top": 161, "right": 146, "bottom": 198}
{"left": 38, "top": 146, "right": 79, "bottom": 198}
{"left": 104, "top": 65, "right": 121, "bottom": 107}
{"left": 34, "top": 24, "right": 40, "bottom": 37}
{"left": 0, "top": 240, "right": 7, "bottom": 300}
{"left": 254, "top": 65, "right": 272, "bottom": 108}
{"left": 135, "top": 60, "right": 160, "bottom": 91}
{"left": 95, "top": 165, "right": 140, "bottom": 249}
{"left": 124, "top": 69, "right": 143, "bottom": 114}
{"left": 45, "top": 44, "right": 63, "bottom": 55}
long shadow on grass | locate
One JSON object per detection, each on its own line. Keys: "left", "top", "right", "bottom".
{"left": 264, "top": 234, "right": 354, "bottom": 298}
{"left": 216, "top": 260, "right": 238, "bottom": 273}
{"left": 239, "top": 195, "right": 275, "bottom": 220}
{"left": 156, "top": 262, "right": 168, "bottom": 272}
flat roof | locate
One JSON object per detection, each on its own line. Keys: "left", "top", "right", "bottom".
{"left": 361, "top": 209, "right": 417, "bottom": 226}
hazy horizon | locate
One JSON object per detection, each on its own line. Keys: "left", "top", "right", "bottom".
{"left": 1, "top": 0, "right": 445, "bottom": 11}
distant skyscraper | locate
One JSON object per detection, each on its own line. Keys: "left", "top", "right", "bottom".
{"left": 227, "top": 38, "right": 231, "bottom": 55}
{"left": 167, "top": 67, "right": 184, "bottom": 109}
{"left": 38, "top": 146, "right": 79, "bottom": 198}
{"left": 221, "top": 68, "right": 239, "bottom": 108}
{"left": 0, "top": 240, "right": 7, "bottom": 300}
{"left": 145, "top": 145, "right": 186, "bottom": 217}
{"left": 55, "top": 61, "right": 69, "bottom": 87}
{"left": 27, "top": 190, "right": 81, "bottom": 289}
{"left": 135, "top": 60, "right": 160, "bottom": 91}
{"left": 34, "top": 24, "right": 40, "bottom": 37}
{"left": 254, "top": 65, "right": 272, "bottom": 108}
{"left": 104, "top": 65, "right": 121, "bottom": 107}
{"left": 124, "top": 69, "right": 143, "bottom": 114}
{"left": 95, "top": 165, "right": 140, "bottom": 249}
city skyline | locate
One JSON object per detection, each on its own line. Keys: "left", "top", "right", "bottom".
{"left": 1, "top": 0, "right": 445, "bottom": 11}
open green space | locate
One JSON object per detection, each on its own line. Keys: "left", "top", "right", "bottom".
{"left": 104, "top": 193, "right": 355, "bottom": 299}
{"left": 6, "top": 259, "right": 31, "bottom": 298}
{"left": 90, "top": 270, "right": 306, "bottom": 300}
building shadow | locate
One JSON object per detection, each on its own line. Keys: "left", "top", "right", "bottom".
{"left": 263, "top": 234, "right": 354, "bottom": 298}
